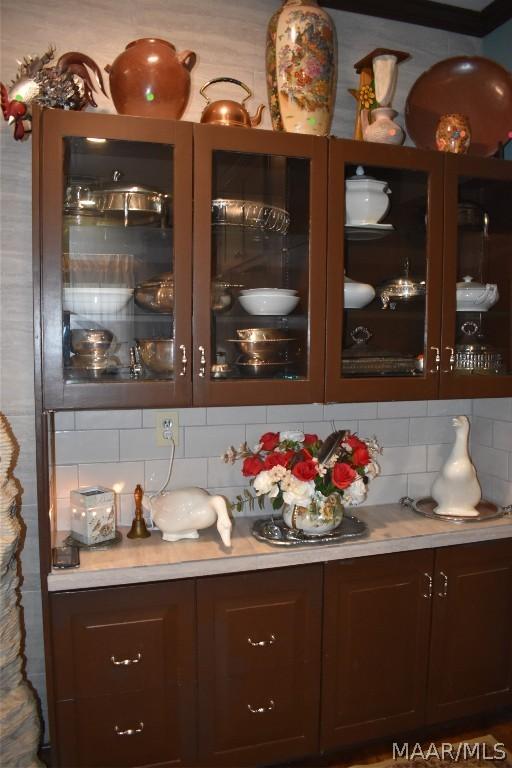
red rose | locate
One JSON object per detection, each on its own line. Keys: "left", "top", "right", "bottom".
{"left": 304, "top": 433, "right": 319, "bottom": 445}
{"left": 264, "top": 451, "right": 293, "bottom": 470}
{"left": 352, "top": 444, "right": 370, "bottom": 466}
{"left": 259, "top": 432, "right": 280, "bottom": 451}
{"left": 292, "top": 459, "right": 318, "bottom": 482}
{"left": 242, "top": 456, "right": 264, "bottom": 477}
{"left": 332, "top": 462, "right": 357, "bottom": 489}
{"left": 346, "top": 434, "right": 362, "bottom": 449}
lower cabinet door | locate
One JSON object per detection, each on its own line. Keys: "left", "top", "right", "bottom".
{"left": 197, "top": 565, "right": 322, "bottom": 765}
{"left": 55, "top": 687, "right": 194, "bottom": 767}
{"left": 321, "top": 550, "right": 434, "bottom": 750}
{"left": 427, "top": 538, "right": 512, "bottom": 723}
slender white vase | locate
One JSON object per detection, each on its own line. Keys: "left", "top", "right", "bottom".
{"left": 431, "top": 415, "right": 481, "bottom": 517}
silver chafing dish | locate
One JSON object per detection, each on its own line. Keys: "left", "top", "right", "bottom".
{"left": 342, "top": 326, "right": 416, "bottom": 376}
{"left": 454, "top": 321, "right": 503, "bottom": 375}
{"left": 377, "top": 258, "right": 426, "bottom": 309}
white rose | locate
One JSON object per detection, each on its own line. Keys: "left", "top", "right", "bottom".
{"left": 343, "top": 477, "right": 367, "bottom": 506}
{"left": 269, "top": 465, "right": 289, "bottom": 482}
{"left": 365, "top": 460, "right": 380, "bottom": 479}
{"left": 279, "top": 430, "right": 305, "bottom": 443}
{"left": 253, "top": 470, "right": 275, "bottom": 496}
{"left": 282, "top": 478, "right": 315, "bottom": 507}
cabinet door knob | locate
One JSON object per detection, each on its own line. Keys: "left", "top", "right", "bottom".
{"left": 443, "top": 346, "right": 455, "bottom": 373}
{"left": 179, "top": 344, "right": 188, "bottom": 376}
{"left": 438, "top": 571, "right": 448, "bottom": 598}
{"left": 247, "top": 699, "right": 275, "bottom": 714}
{"left": 429, "top": 346, "right": 440, "bottom": 373}
{"left": 198, "top": 345, "right": 206, "bottom": 377}
{"left": 110, "top": 652, "right": 142, "bottom": 666}
{"left": 423, "top": 572, "right": 433, "bottom": 599}
{"left": 247, "top": 633, "right": 276, "bottom": 647}
{"left": 114, "top": 721, "right": 144, "bottom": 736}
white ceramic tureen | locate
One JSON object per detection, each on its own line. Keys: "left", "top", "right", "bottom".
{"left": 345, "top": 165, "right": 391, "bottom": 225}
{"left": 456, "top": 276, "right": 499, "bottom": 312}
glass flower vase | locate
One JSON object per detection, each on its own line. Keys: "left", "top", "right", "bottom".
{"left": 282, "top": 493, "right": 343, "bottom": 535}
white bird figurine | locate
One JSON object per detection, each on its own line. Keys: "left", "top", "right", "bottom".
{"left": 431, "top": 415, "right": 481, "bottom": 517}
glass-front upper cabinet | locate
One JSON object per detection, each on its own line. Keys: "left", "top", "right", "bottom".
{"left": 192, "top": 125, "right": 327, "bottom": 406}
{"left": 440, "top": 155, "right": 512, "bottom": 398}
{"left": 325, "top": 139, "right": 444, "bottom": 402}
{"left": 37, "top": 109, "right": 193, "bottom": 409}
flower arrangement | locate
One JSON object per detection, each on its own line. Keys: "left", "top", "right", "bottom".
{"left": 223, "top": 429, "right": 381, "bottom": 521}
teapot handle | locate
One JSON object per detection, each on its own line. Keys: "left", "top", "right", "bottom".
{"left": 177, "top": 50, "right": 197, "bottom": 72}
{"left": 200, "top": 77, "right": 253, "bottom": 105}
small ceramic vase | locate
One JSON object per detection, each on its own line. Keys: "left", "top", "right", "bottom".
{"left": 435, "top": 113, "right": 471, "bottom": 154}
{"left": 282, "top": 493, "right": 343, "bottom": 535}
{"left": 266, "top": 0, "right": 337, "bottom": 135}
{"left": 361, "top": 107, "right": 404, "bottom": 145}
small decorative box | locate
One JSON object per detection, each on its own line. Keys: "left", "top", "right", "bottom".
{"left": 70, "top": 486, "right": 116, "bottom": 545}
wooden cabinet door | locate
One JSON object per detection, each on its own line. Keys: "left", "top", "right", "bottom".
{"left": 192, "top": 123, "right": 328, "bottom": 406}
{"left": 197, "top": 565, "right": 322, "bottom": 766}
{"left": 36, "top": 108, "right": 193, "bottom": 410}
{"left": 50, "top": 580, "right": 196, "bottom": 767}
{"left": 325, "top": 138, "right": 444, "bottom": 403}
{"left": 440, "top": 154, "right": 512, "bottom": 398}
{"left": 321, "top": 550, "right": 434, "bottom": 750}
{"left": 427, "top": 538, "right": 512, "bottom": 723}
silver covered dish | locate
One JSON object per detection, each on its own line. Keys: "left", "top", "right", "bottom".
{"left": 454, "top": 321, "right": 503, "bottom": 375}
{"left": 377, "top": 258, "right": 426, "bottom": 309}
{"left": 134, "top": 273, "right": 174, "bottom": 313}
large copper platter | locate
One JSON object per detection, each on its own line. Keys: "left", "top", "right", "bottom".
{"left": 405, "top": 56, "right": 512, "bottom": 157}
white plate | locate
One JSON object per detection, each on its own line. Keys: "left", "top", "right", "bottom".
{"left": 345, "top": 223, "right": 394, "bottom": 241}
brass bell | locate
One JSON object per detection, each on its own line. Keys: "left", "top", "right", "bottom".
{"left": 127, "top": 484, "right": 151, "bottom": 539}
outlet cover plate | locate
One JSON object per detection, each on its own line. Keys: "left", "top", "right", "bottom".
{"left": 154, "top": 410, "right": 179, "bottom": 447}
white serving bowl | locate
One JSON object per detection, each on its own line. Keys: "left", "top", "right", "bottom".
{"left": 345, "top": 166, "right": 391, "bottom": 225}
{"left": 240, "top": 287, "right": 297, "bottom": 296}
{"left": 63, "top": 285, "right": 134, "bottom": 315}
{"left": 344, "top": 276, "right": 376, "bottom": 308}
{"left": 239, "top": 292, "right": 300, "bottom": 316}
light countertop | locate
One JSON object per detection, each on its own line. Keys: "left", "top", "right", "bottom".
{"left": 48, "top": 502, "right": 512, "bottom": 592}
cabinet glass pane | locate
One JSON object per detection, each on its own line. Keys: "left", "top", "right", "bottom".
{"left": 341, "top": 164, "right": 428, "bottom": 379}
{"left": 62, "top": 137, "right": 173, "bottom": 382}
{"left": 209, "top": 150, "right": 310, "bottom": 381}
{"left": 454, "top": 176, "right": 511, "bottom": 377}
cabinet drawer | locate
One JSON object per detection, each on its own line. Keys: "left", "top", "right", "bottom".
{"left": 198, "top": 665, "right": 319, "bottom": 766}
{"left": 197, "top": 564, "right": 322, "bottom": 677}
{"left": 55, "top": 687, "right": 194, "bottom": 767}
{"left": 51, "top": 580, "right": 195, "bottom": 700}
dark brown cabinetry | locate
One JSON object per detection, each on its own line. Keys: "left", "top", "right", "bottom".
{"left": 50, "top": 580, "right": 196, "bottom": 767}
{"left": 34, "top": 108, "right": 512, "bottom": 411}
{"left": 321, "top": 539, "right": 512, "bottom": 753}
{"left": 46, "top": 541, "right": 512, "bottom": 767}
{"left": 321, "top": 549, "right": 433, "bottom": 749}
{"left": 196, "top": 565, "right": 323, "bottom": 766}
{"left": 427, "top": 538, "right": 512, "bottom": 722}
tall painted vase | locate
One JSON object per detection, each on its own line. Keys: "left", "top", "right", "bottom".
{"left": 266, "top": 0, "right": 337, "bottom": 135}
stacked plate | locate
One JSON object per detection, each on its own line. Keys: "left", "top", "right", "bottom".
{"left": 239, "top": 288, "right": 299, "bottom": 316}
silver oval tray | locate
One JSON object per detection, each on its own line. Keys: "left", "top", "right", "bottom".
{"left": 400, "top": 496, "right": 511, "bottom": 524}
{"left": 252, "top": 514, "right": 368, "bottom": 546}
{"left": 63, "top": 530, "right": 123, "bottom": 550}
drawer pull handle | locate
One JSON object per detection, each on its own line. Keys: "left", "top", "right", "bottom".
{"left": 247, "top": 633, "right": 276, "bottom": 648}
{"left": 247, "top": 699, "right": 275, "bottom": 715}
{"left": 114, "top": 721, "right": 144, "bottom": 736}
{"left": 110, "top": 652, "right": 142, "bottom": 666}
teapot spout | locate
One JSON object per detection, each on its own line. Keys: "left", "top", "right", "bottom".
{"left": 250, "top": 104, "right": 265, "bottom": 127}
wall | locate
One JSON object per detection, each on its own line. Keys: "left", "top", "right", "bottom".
{"left": 0, "top": 0, "right": 504, "bottom": 745}
{"left": 483, "top": 18, "right": 512, "bottom": 160}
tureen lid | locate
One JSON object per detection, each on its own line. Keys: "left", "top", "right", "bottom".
{"left": 456, "top": 275, "right": 485, "bottom": 289}
{"left": 346, "top": 165, "right": 387, "bottom": 184}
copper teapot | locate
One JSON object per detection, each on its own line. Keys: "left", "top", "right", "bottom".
{"left": 199, "top": 77, "right": 264, "bottom": 128}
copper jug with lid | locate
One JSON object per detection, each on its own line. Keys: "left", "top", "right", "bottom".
{"left": 199, "top": 77, "right": 265, "bottom": 128}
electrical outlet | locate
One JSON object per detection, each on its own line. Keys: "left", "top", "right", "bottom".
{"left": 155, "top": 410, "right": 179, "bottom": 447}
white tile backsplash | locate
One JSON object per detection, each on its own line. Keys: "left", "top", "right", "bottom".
{"left": 473, "top": 398, "right": 512, "bottom": 421}
{"left": 52, "top": 400, "right": 512, "bottom": 529}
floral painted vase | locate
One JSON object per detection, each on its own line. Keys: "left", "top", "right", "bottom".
{"left": 435, "top": 113, "right": 471, "bottom": 154}
{"left": 282, "top": 493, "right": 343, "bottom": 535}
{"left": 266, "top": 0, "right": 337, "bottom": 135}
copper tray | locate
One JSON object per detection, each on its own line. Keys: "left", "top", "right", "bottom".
{"left": 400, "top": 496, "right": 511, "bottom": 523}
